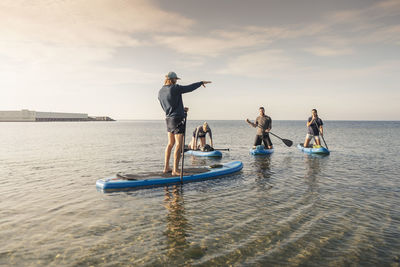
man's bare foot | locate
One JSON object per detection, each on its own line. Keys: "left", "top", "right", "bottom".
{"left": 163, "top": 168, "right": 172, "bottom": 174}
{"left": 172, "top": 171, "right": 187, "bottom": 176}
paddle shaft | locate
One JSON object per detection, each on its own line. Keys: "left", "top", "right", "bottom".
{"left": 320, "top": 133, "right": 329, "bottom": 149}
{"left": 313, "top": 120, "right": 329, "bottom": 149}
{"left": 254, "top": 125, "right": 293, "bottom": 147}
{"left": 269, "top": 132, "right": 283, "bottom": 140}
{"left": 214, "top": 148, "right": 230, "bottom": 151}
{"left": 180, "top": 114, "right": 187, "bottom": 184}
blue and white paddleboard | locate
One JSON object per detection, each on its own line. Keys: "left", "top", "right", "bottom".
{"left": 185, "top": 150, "right": 223, "bottom": 157}
{"left": 96, "top": 161, "right": 243, "bottom": 192}
{"left": 297, "top": 144, "right": 330, "bottom": 155}
{"left": 250, "top": 146, "right": 274, "bottom": 155}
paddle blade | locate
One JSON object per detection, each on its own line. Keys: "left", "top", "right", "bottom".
{"left": 282, "top": 139, "right": 293, "bottom": 147}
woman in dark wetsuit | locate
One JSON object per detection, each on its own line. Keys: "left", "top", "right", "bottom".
{"left": 188, "top": 122, "right": 214, "bottom": 150}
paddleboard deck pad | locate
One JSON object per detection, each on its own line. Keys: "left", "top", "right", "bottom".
{"left": 297, "top": 144, "right": 330, "bottom": 155}
{"left": 185, "top": 149, "right": 223, "bottom": 157}
{"left": 96, "top": 161, "right": 243, "bottom": 191}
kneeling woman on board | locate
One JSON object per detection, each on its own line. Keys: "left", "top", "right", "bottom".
{"left": 188, "top": 122, "right": 214, "bottom": 150}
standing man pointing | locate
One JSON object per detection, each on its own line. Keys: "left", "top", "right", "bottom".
{"left": 158, "top": 72, "right": 211, "bottom": 176}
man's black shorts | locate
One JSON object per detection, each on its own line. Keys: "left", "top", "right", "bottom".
{"left": 166, "top": 117, "right": 185, "bottom": 134}
{"left": 254, "top": 134, "right": 273, "bottom": 147}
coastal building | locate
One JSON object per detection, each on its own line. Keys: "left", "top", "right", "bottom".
{"left": 88, "top": 116, "right": 115, "bottom": 121}
{"left": 0, "top": 110, "right": 114, "bottom": 122}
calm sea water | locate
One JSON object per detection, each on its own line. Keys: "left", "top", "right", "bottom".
{"left": 0, "top": 120, "right": 399, "bottom": 266}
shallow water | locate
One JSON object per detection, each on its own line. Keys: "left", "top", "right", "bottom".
{"left": 0, "top": 120, "right": 399, "bottom": 266}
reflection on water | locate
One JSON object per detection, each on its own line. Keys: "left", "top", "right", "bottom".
{"left": 251, "top": 156, "right": 274, "bottom": 191}
{"left": 303, "top": 155, "right": 321, "bottom": 187}
{"left": 164, "top": 186, "right": 189, "bottom": 261}
{"left": 253, "top": 156, "right": 272, "bottom": 180}
{"left": 303, "top": 154, "right": 331, "bottom": 194}
{"left": 162, "top": 186, "right": 207, "bottom": 265}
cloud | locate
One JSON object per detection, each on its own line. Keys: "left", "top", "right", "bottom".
{"left": 0, "top": 0, "right": 195, "bottom": 65}
{"left": 154, "top": 30, "right": 271, "bottom": 57}
{"left": 152, "top": 0, "right": 399, "bottom": 61}
{"left": 218, "top": 50, "right": 294, "bottom": 78}
{"left": 297, "top": 0, "right": 400, "bottom": 57}
{"left": 325, "top": 0, "right": 400, "bottom": 43}
{"left": 359, "top": 25, "right": 400, "bottom": 45}
{"left": 373, "top": 0, "right": 400, "bottom": 16}
{"left": 0, "top": 0, "right": 192, "bottom": 98}
{"left": 172, "top": 57, "right": 207, "bottom": 69}
{"left": 218, "top": 46, "right": 400, "bottom": 83}
{"left": 304, "top": 46, "right": 353, "bottom": 57}
{"left": 154, "top": 23, "right": 327, "bottom": 57}
{"left": 0, "top": 0, "right": 193, "bottom": 48}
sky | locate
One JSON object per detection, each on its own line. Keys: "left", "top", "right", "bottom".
{"left": 0, "top": 0, "right": 399, "bottom": 120}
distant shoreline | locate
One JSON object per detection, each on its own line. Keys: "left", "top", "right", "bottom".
{"left": 0, "top": 110, "right": 115, "bottom": 122}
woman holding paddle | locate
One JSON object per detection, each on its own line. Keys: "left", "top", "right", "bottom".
{"left": 158, "top": 71, "right": 211, "bottom": 176}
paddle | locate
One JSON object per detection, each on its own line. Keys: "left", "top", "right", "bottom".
{"left": 313, "top": 120, "right": 329, "bottom": 149}
{"left": 269, "top": 132, "right": 293, "bottom": 147}
{"left": 180, "top": 113, "right": 188, "bottom": 184}
{"left": 253, "top": 124, "right": 293, "bottom": 147}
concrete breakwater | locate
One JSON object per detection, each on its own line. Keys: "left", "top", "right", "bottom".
{"left": 0, "top": 110, "right": 115, "bottom": 122}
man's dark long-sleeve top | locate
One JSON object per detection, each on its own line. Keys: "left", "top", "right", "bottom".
{"left": 158, "top": 82, "right": 203, "bottom": 118}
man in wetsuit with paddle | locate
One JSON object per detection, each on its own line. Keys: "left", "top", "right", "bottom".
{"left": 158, "top": 71, "right": 211, "bottom": 176}
{"left": 246, "top": 107, "right": 273, "bottom": 149}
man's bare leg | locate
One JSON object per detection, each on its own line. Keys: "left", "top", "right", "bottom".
{"left": 163, "top": 132, "right": 175, "bottom": 173}
{"left": 172, "top": 133, "right": 183, "bottom": 176}
{"left": 304, "top": 136, "right": 311, "bottom": 148}
{"left": 315, "top": 136, "right": 321, "bottom": 146}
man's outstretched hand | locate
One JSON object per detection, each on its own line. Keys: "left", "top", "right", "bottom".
{"left": 202, "top": 81, "right": 212, "bottom": 87}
